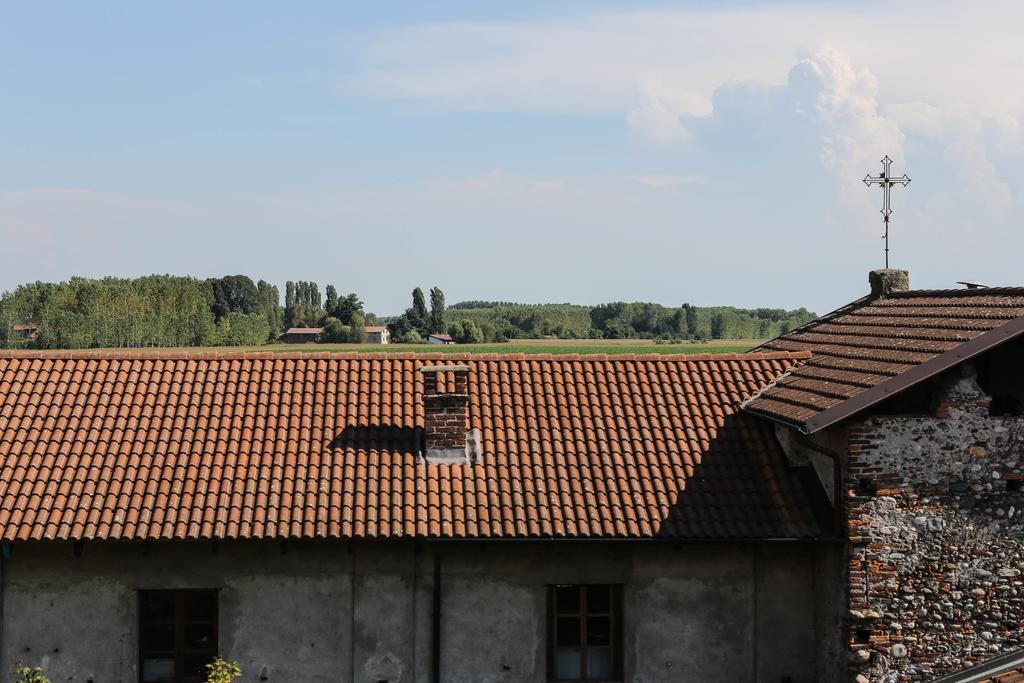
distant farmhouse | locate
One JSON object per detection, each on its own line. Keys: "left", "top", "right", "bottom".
{"left": 12, "top": 323, "right": 37, "bottom": 342}
{"left": 283, "top": 325, "right": 390, "bottom": 345}
{"left": 427, "top": 332, "right": 454, "bottom": 345}
{"left": 2, "top": 269, "right": 1024, "bottom": 682}
{"left": 365, "top": 325, "right": 390, "bottom": 344}
{"left": 279, "top": 326, "right": 323, "bottom": 343}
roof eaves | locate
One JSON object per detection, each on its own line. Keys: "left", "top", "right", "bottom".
{"left": 801, "top": 314, "right": 1024, "bottom": 434}
{"left": 739, "top": 404, "right": 808, "bottom": 432}
{"left": 929, "top": 647, "right": 1024, "bottom": 683}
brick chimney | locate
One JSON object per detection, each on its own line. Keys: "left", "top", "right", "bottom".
{"left": 419, "top": 365, "right": 479, "bottom": 464}
{"left": 869, "top": 269, "right": 910, "bottom": 297}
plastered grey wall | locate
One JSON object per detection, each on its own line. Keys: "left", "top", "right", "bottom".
{"left": 1, "top": 539, "right": 840, "bottom": 683}
{"left": 1, "top": 540, "right": 352, "bottom": 683}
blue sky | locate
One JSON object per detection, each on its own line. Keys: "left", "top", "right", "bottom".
{"left": 2, "top": 1, "right": 1023, "bottom": 316}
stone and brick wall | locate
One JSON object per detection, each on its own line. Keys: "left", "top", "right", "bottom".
{"left": 844, "top": 364, "right": 1024, "bottom": 681}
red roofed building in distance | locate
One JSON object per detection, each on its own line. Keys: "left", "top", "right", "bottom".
{"left": 365, "top": 325, "right": 390, "bottom": 344}
{"left": 278, "top": 326, "right": 324, "bottom": 343}
{"left": 11, "top": 323, "right": 38, "bottom": 342}
{"left": 427, "top": 332, "right": 454, "bottom": 344}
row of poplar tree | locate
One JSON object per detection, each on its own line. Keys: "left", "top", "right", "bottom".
{"left": 283, "top": 280, "right": 375, "bottom": 343}
{"left": 387, "top": 286, "right": 458, "bottom": 343}
{"left": 0, "top": 275, "right": 393, "bottom": 349}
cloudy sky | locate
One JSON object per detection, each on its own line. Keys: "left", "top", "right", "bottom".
{"left": 2, "top": 1, "right": 1022, "bottom": 315}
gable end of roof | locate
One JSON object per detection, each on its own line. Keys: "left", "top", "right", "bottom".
{"left": 744, "top": 306, "right": 1024, "bottom": 433}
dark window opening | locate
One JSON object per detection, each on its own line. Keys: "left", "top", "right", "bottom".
{"left": 548, "top": 584, "right": 622, "bottom": 682}
{"left": 856, "top": 477, "right": 878, "bottom": 496}
{"left": 988, "top": 395, "right": 1023, "bottom": 417}
{"left": 855, "top": 629, "right": 872, "bottom": 644}
{"left": 976, "top": 339, "right": 1024, "bottom": 416}
{"left": 871, "top": 381, "right": 932, "bottom": 417}
{"left": 139, "top": 590, "right": 218, "bottom": 683}
{"left": 1007, "top": 479, "right": 1022, "bottom": 492}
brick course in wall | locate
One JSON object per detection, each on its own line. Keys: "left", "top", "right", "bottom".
{"left": 844, "top": 365, "right": 1024, "bottom": 682}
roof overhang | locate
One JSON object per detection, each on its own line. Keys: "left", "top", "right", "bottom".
{"left": 929, "top": 647, "right": 1024, "bottom": 682}
{"left": 744, "top": 315, "right": 1024, "bottom": 434}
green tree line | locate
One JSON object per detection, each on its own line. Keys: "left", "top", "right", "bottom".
{"left": 442, "top": 301, "right": 815, "bottom": 342}
{"left": 0, "top": 275, "right": 814, "bottom": 349}
{"left": 0, "top": 275, "right": 285, "bottom": 349}
{"left": 387, "top": 286, "right": 449, "bottom": 342}
{"left": 283, "top": 280, "right": 372, "bottom": 343}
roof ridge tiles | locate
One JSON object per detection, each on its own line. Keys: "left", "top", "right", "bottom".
{"left": 874, "top": 302, "right": 1024, "bottom": 311}
{"left": 889, "top": 286, "right": 1024, "bottom": 298}
{"left": 0, "top": 349, "right": 812, "bottom": 363}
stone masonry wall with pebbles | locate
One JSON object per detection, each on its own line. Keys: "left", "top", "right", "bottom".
{"left": 845, "top": 363, "right": 1024, "bottom": 682}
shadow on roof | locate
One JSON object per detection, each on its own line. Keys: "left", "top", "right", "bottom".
{"left": 653, "top": 412, "right": 835, "bottom": 539}
{"left": 329, "top": 424, "right": 420, "bottom": 453}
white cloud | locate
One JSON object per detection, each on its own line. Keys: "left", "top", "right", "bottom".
{"left": 941, "top": 140, "right": 1013, "bottom": 213}
{"left": 430, "top": 170, "right": 568, "bottom": 196}
{"left": 349, "top": 20, "right": 1024, "bottom": 243}
{"left": 885, "top": 101, "right": 984, "bottom": 141}
{"left": 348, "top": 1, "right": 1024, "bottom": 137}
{"left": 346, "top": 2, "right": 1024, "bottom": 219}
{"left": 626, "top": 74, "right": 711, "bottom": 143}
{"left": 785, "top": 46, "right": 905, "bottom": 218}
{"left": 885, "top": 101, "right": 1016, "bottom": 213}
{"left": 635, "top": 175, "right": 704, "bottom": 189}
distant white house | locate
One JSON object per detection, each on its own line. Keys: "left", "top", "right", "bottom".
{"left": 427, "top": 333, "right": 454, "bottom": 345}
{"left": 365, "top": 326, "right": 390, "bottom": 345}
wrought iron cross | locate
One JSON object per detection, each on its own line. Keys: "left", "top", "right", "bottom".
{"left": 863, "top": 155, "right": 910, "bottom": 268}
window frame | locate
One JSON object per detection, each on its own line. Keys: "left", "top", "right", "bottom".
{"left": 138, "top": 588, "right": 219, "bottom": 683}
{"left": 547, "top": 584, "right": 623, "bottom": 682}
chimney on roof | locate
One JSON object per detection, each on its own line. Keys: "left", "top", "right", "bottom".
{"left": 419, "top": 365, "right": 480, "bottom": 464}
{"left": 869, "top": 269, "right": 910, "bottom": 298}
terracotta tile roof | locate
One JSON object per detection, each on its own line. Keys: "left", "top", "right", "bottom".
{"left": 742, "top": 288, "right": 1024, "bottom": 433}
{"left": 283, "top": 327, "right": 324, "bottom": 335}
{"left": 364, "top": 326, "right": 388, "bottom": 333}
{"left": 0, "top": 350, "right": 825, "bottom": 542}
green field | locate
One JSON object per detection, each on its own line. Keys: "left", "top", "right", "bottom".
{"left": 25, "top": 338, "right": 767, "bottom": 356}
